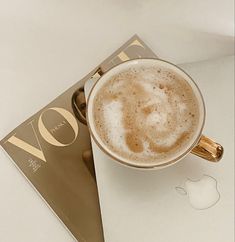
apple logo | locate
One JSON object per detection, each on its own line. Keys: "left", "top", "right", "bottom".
{"left": 175, "top": 175, "right": 220, "bottom": 210}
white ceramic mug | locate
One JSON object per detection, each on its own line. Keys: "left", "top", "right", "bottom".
{"left": 86, "top": 58, "right": 223, "bottom": 169}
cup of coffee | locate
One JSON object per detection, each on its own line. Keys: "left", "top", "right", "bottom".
{"left": 86, "top": 58, "right": 223, "bottom": 169}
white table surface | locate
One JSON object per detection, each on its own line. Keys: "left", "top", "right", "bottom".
{"left": 0, "top": 0, "right": 234, "bottom": 241}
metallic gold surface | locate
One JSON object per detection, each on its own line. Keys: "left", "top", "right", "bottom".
{"left": 72, "top": 86, "right": 87, "bottom": 125}
{"left": 0, "top": 35, "right": 157, "bottom": 241}
{"left": 191, "top": 135, "right": 224, "bottom": 162}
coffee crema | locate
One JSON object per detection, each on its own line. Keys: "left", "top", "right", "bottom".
{"left": 92, "top": 66, "right": 200, "bottom": 165}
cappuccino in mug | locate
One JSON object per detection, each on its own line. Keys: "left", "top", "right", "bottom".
{"left": 92, "top": 64, "right": 200, "bottom": 166}
{"left": 87, "top": 59, "right": 213, "bottom": 168}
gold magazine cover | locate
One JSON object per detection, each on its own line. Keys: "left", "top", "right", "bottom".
{"left": 0, "top": 35, "right": 157, "bottom": 241}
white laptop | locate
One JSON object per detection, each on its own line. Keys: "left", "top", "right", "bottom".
{"left": 85, "top": 56, "right": 234, "bottom": 242}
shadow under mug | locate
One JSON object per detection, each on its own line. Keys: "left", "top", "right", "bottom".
{"left": 75, "top": 58, "right": 224, "bottom": 169}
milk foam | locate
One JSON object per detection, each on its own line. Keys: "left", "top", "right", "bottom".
{"left": 93, "top": 66, "right": 200, "bottom": 164}
{"left": 102, "top": 100, "right": 129, "bottom": 153}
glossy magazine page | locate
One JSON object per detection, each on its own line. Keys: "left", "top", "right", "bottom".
{"left": 0, "top": 35, "right": 157, "bottom": 242}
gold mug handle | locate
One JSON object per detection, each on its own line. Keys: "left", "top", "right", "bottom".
{"left": 191, "top": 135, "right": 224, "bottom": 162}
{"left": 72, "top": 68, "right": 224, "bottom": 163}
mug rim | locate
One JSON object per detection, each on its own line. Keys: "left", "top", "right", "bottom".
{"left": 86, "top": 58, "right": 206, "bottom": 169}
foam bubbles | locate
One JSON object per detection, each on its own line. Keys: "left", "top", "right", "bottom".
{"left": 102, "top": 100, "right": 129, "bottom": 153}
{"left": 93, "top": 65, "right": 200, "bottom": 165}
